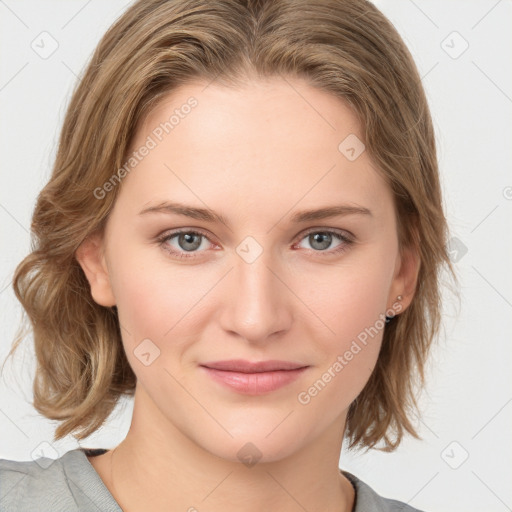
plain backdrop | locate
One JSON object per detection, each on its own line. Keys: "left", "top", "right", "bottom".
{"left": 0, "top": 1, "right": 511, "bottom": 511}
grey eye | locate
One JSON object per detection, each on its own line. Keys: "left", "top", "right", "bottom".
{"left": 307, "top": 232, "right": 335, "bottom": 251}
{"left": 176, "top": 232, "right": 203, "bottom": 251}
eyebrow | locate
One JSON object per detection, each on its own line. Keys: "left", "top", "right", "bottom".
{"left": 138, "top": 201, "right": 372, "bottom": 225}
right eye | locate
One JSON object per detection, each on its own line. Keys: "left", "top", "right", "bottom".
{"left": 157, "top": 229, "right": 217, "bottom": 259}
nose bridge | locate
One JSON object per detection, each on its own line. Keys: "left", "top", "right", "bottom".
{"left": 220, "top": 241, "right": 291, "bottom": 342}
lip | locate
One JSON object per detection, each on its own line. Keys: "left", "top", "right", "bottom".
{"left": 201, "top": 359, "right": 307, "bottom": 372}
{"left": 200, "top": 359, "right": 309, "bottom": 395}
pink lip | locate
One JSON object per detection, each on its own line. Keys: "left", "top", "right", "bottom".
{"left": 200, "top": 359, "right": 309, "bottom": 395}
{"left": 201, "top": 359, "right": 307, "bottom": 372}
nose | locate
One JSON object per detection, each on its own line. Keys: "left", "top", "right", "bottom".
{"left": 218, "top": 246, "right": 293, "bottom": 344}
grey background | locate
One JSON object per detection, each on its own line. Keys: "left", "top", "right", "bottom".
{"left": 1, "top": 1, "right": 511, "bottom": 511}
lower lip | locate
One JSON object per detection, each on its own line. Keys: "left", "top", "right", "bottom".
{"left": 200, "top": 366, "right": 308, "bottom": 395}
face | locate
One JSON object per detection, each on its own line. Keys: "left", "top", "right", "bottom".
{"left": 79, "top": 76, "right": 415, "bottom": 463}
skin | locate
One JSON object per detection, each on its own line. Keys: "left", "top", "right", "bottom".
{"left": 76, "top": 76, "right": 420, "bottom": 512}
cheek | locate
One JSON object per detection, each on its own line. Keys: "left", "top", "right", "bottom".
{"left": 295, "top": 253, "right": 394, "bottom": 405}
{"left": 302, "top": 254, "right": 393, "bottom": 345}
{"left": 108, "top": 247, "right": 217, "bottom": 376}
{"left": 106, "top": 245, "right": 174, "bottom": 348}
{"left": 109, "top": 229, "right": 394, "bottom": 402}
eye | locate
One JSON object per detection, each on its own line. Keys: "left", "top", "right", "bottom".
{"left": 157, "top": 229, "right": 215, "bottom": 259}
{"left": 294, "top": 229, "right": 353, "bottom": 255}
{"left": 157, "top": 227, "right": 354, "bottom": 260}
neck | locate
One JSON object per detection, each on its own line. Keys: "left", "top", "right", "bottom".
{"left": 106, "top": 385, "right": 355, "bottom": 512}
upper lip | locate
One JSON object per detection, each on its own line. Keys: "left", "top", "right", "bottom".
{"left": 200, "top": 359, "right": 308, "bottom": 373}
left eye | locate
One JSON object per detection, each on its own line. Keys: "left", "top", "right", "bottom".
{"left": 295, "top": 230, "right": 352, "bottom": 253}
{"left": 158, "top": 229, "right": 353, "bottom": 259}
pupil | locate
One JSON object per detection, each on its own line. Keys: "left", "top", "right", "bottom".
{"left": 311, "top": 232, "right": 331, "bottom": 250}
{"left": 180, "top": 233, "right": 200, "bottom": 251}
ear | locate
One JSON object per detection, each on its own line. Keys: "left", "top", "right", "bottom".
{"left": 387, "top": 241, "right": 421, "bottom": 314}
{"left": 75, "top": 232, "right": 116, "bottom": 307}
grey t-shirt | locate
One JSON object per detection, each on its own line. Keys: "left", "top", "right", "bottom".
{"left": 0, "top": 448, "right": 425, "bottom": 511}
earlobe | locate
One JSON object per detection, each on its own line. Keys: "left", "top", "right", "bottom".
{"left": 388, "top": 243, "right": 421, "bottom": 313}
{"left": 75, "top": 233, "right": 116, "bottom": 307}
{"left": 401, "top": 244, "right": 421, "bottom": 309}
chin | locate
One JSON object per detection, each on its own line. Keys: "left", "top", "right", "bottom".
{"left": 194, "top": 422, "right": 309, "bottom": 466}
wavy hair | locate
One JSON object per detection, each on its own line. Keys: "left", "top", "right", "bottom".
{"left": 2, "top": 0, "right": 457, "bottom": 450}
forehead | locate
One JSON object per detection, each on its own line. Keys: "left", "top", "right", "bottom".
{"left": 137, "top": 76, "right": 362, "bottom": 157}
{"left": 120, "top": 77, "right": 393, "bottom": 223}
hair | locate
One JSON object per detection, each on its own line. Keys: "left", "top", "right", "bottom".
{"left": 2, "top": 0, "right": 457, "bottom": 451}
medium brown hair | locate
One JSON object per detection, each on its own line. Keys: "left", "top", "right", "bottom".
{"left": 3, "top": 0, "right": 457, "bottom": 450}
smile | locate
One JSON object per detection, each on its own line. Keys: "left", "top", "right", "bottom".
{"left": 199, "top": 360, "right": 309, "bottom": 395}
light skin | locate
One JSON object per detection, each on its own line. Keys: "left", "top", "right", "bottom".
{"left": 76, "top": 76, "right": 420, "bottom": 512}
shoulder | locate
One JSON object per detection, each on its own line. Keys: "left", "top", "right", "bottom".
{"left": 343, "top": 471, "right": 427, "bottom": 512}
{"left": 0, "top": 451, "right": 78, "bottom": 512}
{"left": 0, "top": 448, "right": 120, "bottom": 512}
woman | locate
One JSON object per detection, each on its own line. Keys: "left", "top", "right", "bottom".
{"left": 0, "top": 0, "right": 456, "bottom": 511}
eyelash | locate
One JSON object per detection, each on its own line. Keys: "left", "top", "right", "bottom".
{"left": 156, "top": 228, "right": 354, "bottom": 260}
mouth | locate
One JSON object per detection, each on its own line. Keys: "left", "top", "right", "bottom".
{"left": 199, "top": 359, "right": 310, "bottom": 395}
{"left": 201, "top": 359, "right": 308, "bottom": 373}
